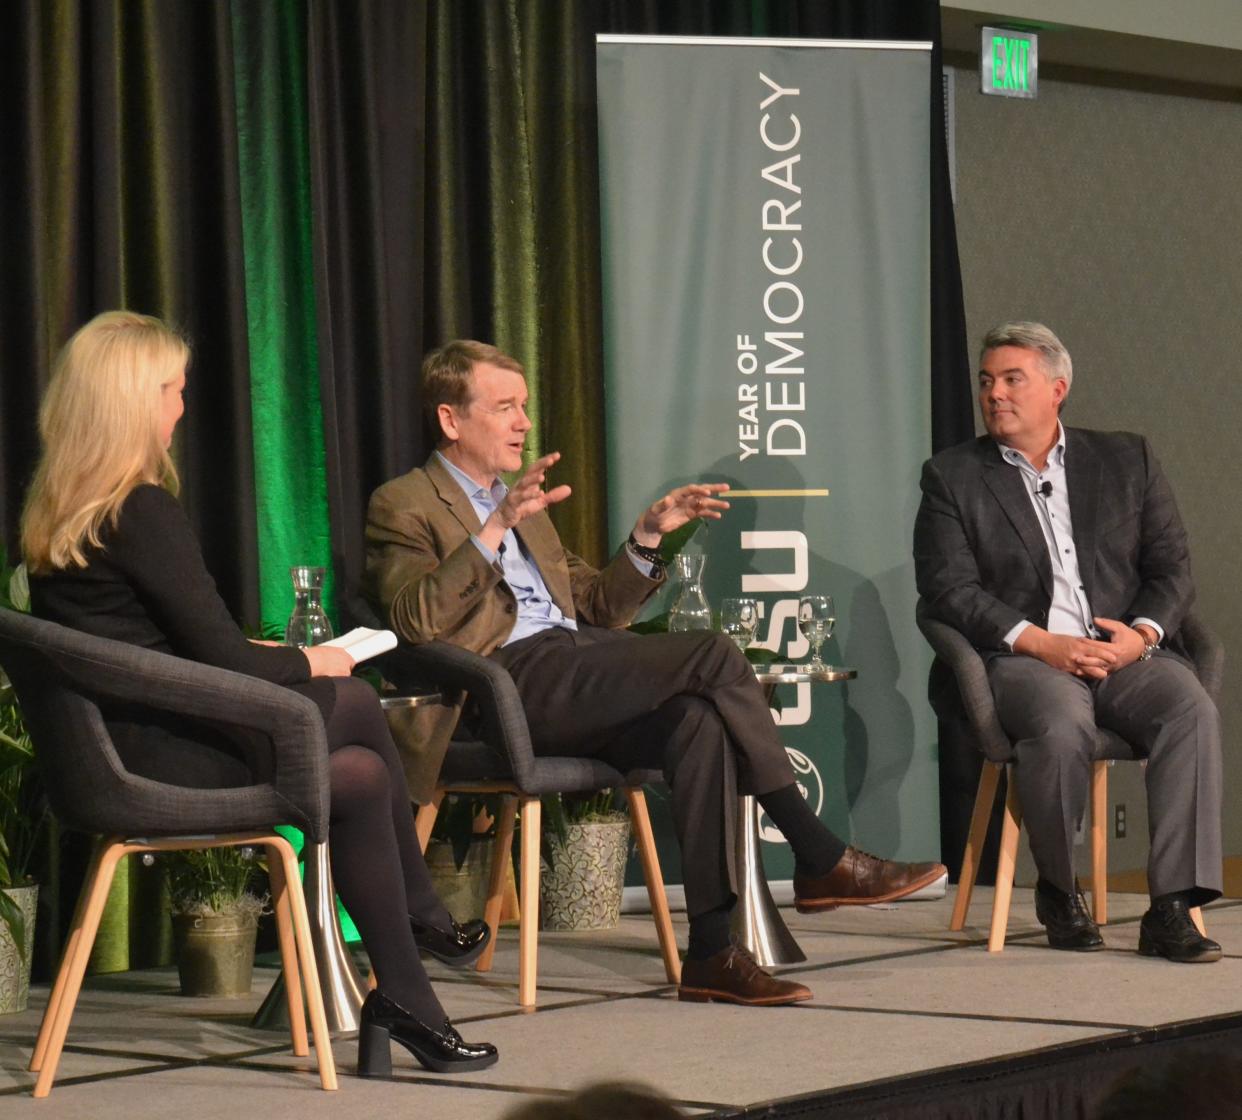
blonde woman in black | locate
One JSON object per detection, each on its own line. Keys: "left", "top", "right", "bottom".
{"left": 23, "top": 310, "right": 496, "bottom": 1077}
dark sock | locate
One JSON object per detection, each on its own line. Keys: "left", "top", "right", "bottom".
{"left": 1152, "top": 890, "right": 1190, "bottom": 908}
{"left": 686, "top": 904, "right": 732, "bottom": 961}
{"left": 757, "top": 783, "right": 847, "bottom": 875}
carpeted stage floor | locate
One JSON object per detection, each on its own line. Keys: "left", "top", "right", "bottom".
{"left": 3, "top": 887, "right": 1241, "bottom": 1118}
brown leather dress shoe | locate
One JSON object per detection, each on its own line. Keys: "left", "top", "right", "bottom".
{"left": 678, "top": 942, "right": 812, "bottom": 1006}
{"left": 793, "top": 847, "right": 947, "bottom": 912}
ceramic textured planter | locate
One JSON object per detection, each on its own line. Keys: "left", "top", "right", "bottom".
{"left": 0, "top": 882, "right": 38, "bottom": 1014}
{"left": 540, "top": 818, "right": 631, "bottom": 932}
{"left": 172, "top": 911, "right": 258, "bottom": 997}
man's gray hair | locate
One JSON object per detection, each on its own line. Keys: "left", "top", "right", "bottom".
{"left": 980, "top": 321, "right": 1073, "bottom": 392}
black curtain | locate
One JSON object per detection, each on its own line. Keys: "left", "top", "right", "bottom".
{"left": 308, "top": 0, "right": 972, "bottom": 601}
{"left": 0, "top": 0, "right": 278, "bottom": 977}
{"left": 0, "top": 0, "right": 263, "bottom": 619}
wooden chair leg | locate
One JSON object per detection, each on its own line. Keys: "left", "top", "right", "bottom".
{"left": 29, "top": 838, "right": 112, "bottom": 1076}
{"left": 273, "top": 835, "right": 337, "bottom": 1091}
{"left": 1089, "top": 761, "right": 1109, "bottom": 925}
{"left": 625, "top": 788, "right": 681, "bottom": 984}
{"left": 265, "top": 841, "right": 308, "bottom": 1057}
{"left": 518, "top": 796, "right": 541, "bottom": 1007}
{"left": 477, "top": 797, "right": 517, "bottom": 974}
{"left": 988, "top": 767, "right": 1023, "bottom": 953}
{"left": 951, "top": 763, "right": 1001, "bottom": 932}
{"left": 499, "top": 861, "right": 520, "bottom": 923}
{"left": 415, "top": 790, "right": 446, "bottom": 853}
{"left": 32, "top": 839, "right": 128, "bottom": 1098}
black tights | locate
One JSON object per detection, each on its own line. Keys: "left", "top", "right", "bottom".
{"left": 292, "top": 678, "right": 450, "bottom": 1023}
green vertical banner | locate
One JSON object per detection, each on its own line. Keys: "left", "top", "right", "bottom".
{"left": 597, "top": 36, "right": 936, "bottom": 883}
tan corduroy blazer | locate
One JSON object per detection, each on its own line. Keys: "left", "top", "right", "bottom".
{"left": 365, "top": 454, "right": 662, "bottom": 800}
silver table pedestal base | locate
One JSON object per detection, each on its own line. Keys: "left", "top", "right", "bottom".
{"left": 730, "top": 794, "right": 806, "bottom": 966}
{"left": 251, "top": 840, "right": 369, "bottom": 1034}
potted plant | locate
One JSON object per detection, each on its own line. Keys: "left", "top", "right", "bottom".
{"left": 539, "top": 791, "right": 631, "bottom": 932}
{"left": 164, "top": 846, "right": 267, "bottom": 997}
{"left": 0, "top": 677, "right": 40, "bottom": 1014}
{"left": 0, "top": 551, "right": 44, "bottom": 1014}
{"left": 425, "top": 795, "right": 502, "bottom": 923}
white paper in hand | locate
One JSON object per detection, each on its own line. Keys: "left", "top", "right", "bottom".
{"left": 323, "top": 627, "right": 398, "bottom": 664}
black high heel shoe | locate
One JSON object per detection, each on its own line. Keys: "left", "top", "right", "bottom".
{"left": 357, "top": 989, "right": 498, "bottom": 1076}
{"left": 410, "top": 916, "right": 491, "bottom": 968}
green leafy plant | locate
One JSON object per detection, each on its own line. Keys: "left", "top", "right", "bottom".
{"left": 164, "top": 846, "right": 267, "bottom": 920}
{"left": 0, "top": 546, "right": 44, "bottom": 960}
{"left": 429, "top": 794, "right": 500, "bottom": 871}
{"left": 539, "top": 790, "right": 628, "bottom": 870}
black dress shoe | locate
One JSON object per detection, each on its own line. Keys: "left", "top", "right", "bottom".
{"left": 410, "top": 916, "right": 490, "bottom": 968}
{"left": 1034, "top": 878, "right": 1104, "bottom": 951}
{"left": 357, "top": 989, "right": 498, "bottom": 1076}
{"left": 1138, "top": 897, "right": 1221, "bottom": 963}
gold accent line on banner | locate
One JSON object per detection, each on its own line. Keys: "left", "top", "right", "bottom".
{"left": 725, "top": 489, "right": 830, "bottom": 498}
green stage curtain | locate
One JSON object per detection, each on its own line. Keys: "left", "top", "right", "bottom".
{"left": 231, "top": 0, "right": 335, "bottom": 629}
{"left": 0, "top": 0, "right": 334, "bottom": 975}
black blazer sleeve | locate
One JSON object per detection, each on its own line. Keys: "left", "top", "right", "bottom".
{"left": 106, "top": 486, "right": 309, "bottom": 685}
{"left": 913, "top": 450, "right": 1030, "bottom": 650}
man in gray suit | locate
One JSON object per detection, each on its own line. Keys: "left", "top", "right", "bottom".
{"left": 914, "top": 322, "right": 1221, "bottom": 962}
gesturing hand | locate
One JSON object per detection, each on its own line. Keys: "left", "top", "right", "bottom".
{"left": 477, "top": 452, "right": 573, "bottom": 553}
{"left": 632, "top": 483, "right": 731, "bottom": 547}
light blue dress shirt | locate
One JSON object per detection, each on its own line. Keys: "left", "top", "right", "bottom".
{"left": 435, "top": 452, "right": 577, "bottom": 646}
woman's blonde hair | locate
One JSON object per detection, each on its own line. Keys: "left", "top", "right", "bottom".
{"left": 21, "top": 310, "right": 188, "bottom": 573}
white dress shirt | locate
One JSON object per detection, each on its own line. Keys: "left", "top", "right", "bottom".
{"left": 999, "top": 425, "right": 1162, "bottom": 650}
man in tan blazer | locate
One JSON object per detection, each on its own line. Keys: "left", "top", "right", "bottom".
{"left": 367, "top": 340, "right": 946, "bottom": 1006}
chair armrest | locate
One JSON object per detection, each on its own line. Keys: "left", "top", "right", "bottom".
{"left": 1179, "top": 611, "right": 1224, "bottom": 705}
{"left": 915, "top": 605, "right": 1011, "bottom": 762}
{"left": 388, "top": 640, "right": 539, "bottom": 790}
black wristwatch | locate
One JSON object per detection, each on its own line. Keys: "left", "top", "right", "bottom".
{"left": 627, "top": 533, "right": 665, "bottom": 572}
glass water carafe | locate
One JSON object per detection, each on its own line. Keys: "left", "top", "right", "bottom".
{"left": 668, "top": 553, "right": 713, "bottom": 632}
{"left": 285, "top": 565, "right": 334, "bottom": 647}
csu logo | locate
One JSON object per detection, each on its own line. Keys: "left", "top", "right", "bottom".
{"left": 758, "top": 747, "right": 823, "bottom": 843}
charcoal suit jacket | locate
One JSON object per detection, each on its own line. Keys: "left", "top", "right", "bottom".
{"left": 913, "top": 427, "right": 1195, "bottom": 658}
{"left": 365, "top": 454, "right": 662, "bottom": 799}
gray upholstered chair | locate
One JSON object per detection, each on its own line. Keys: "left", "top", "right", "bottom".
{"left": 375, "top": 637, "right": 680, "bottom": 1007}
{"left": 0, "top": 607, "right": 337, "bottom": 1097}
{"left": 916, "top": 601, "right": 1222, "bottom": 951}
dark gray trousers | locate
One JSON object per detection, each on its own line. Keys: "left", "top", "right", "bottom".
{"left": 491, "top": 626, "right": 797, "bottom": 916}
{"left": 987, "top": 652, "right": 1222, "bottom": 906}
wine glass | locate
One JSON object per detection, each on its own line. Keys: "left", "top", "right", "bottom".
{"left": 797, "top": 595, "right": 835, "bottom": 670}
{"left": 720, "top": 597, "right": 759, "bottom": 651}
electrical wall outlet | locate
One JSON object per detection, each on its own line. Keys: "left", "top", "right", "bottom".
{"left": 1115, "top": 803, "right": 1127, "bottom": 839}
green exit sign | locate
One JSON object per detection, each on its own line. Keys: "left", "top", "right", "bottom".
{"left": 981, "top": 27, "right": 1038, "bottom": 99}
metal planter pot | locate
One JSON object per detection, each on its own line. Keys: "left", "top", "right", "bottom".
{"left": 172, "top": 911, "right": 258, "bottom": 998}
{"left": 0, "top": 883, "right": 38, "bottom": 1014}
{"left": 540, "top": 818, "right": 631, "bottom": 932}
{"left": 425, "top": 838, "right": 494, "bottom": 922}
